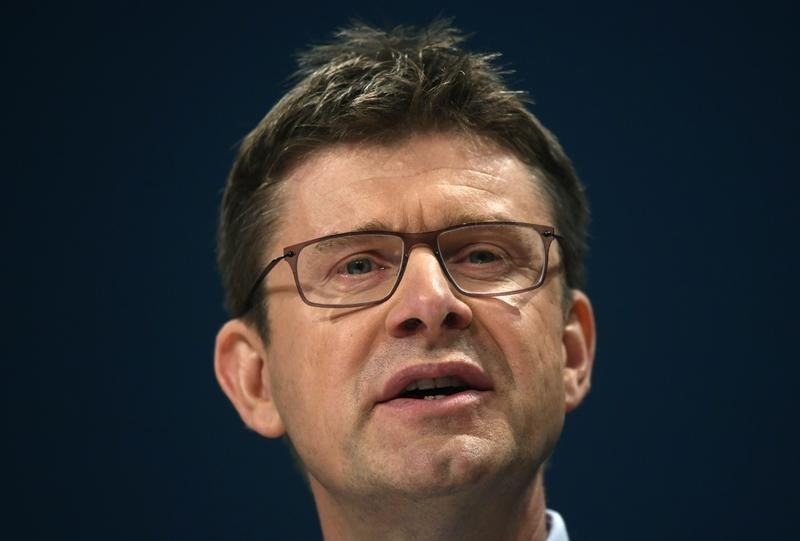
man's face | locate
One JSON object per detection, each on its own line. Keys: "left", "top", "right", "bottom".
{"left": 253, "top": 134, "right": 583, "bottom": 499}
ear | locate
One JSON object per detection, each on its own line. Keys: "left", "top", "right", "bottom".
{"left": 214, "top": 319, "right": 286, "bottom": 438}
{"left": 562, "top": 290, "right": 596, "bottom": 412}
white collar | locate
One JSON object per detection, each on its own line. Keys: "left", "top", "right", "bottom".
{"left": 545, "top": 509, "right": 569, "bottom": 541}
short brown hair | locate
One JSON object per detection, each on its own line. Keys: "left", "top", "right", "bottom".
{"left": 217, "top": 19, "right": 590, "bottom": 336}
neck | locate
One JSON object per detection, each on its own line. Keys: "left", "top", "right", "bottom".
{"left": 310, "top": 469, "right": 550, "bottom": 541}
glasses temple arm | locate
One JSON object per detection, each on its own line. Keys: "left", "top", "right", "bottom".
{"left": 239, "top": 252, "right": 294, "bottom": 316}
{"left": 542, "top": 230, "right": 564, "bottom": 240}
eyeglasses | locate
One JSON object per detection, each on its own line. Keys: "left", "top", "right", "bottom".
{"left": 240, "top": 221, "right": 562, "bottom": 312}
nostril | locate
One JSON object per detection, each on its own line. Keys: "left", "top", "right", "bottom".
{"left": 402, "top": 318, "right": 423, "bottom": 332}
{"left": 442, "top": 312, "right": 461, "bottom": 328}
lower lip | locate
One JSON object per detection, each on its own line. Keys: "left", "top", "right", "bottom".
{"left": 375, "top": 390, "right": 489, "bottom": 417}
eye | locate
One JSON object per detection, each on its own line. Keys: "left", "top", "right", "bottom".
{"left": 344, "top": 258, "right": 376, "bottom": 275}
{"left": 466, "top": 250, "right": 502, "bottom": 264}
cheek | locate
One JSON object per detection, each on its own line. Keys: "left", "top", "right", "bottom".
{"left": 479, "top": 294, "right": 566, "bottom": 412}
{"left": 479, "top": 288, "right": 565, "bottom": 367}
{"left": 505, "top": 319, "right": 564, "bottom": 398}
{"left": 268, "top": 308, "right": 374, "bottom": 432}
{"left": 267, "top": 315, "right": 378, "bottom": 484}
{"left": 500, "top": 313, "right": 566, "bottom": 459}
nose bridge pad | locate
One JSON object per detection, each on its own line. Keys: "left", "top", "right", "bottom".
{"left": 401, "top": 248, "right": 460, "bottom": 317}
{"left": 402, "top": 245, "right": 452, "bottom": 293}
{"left": 387, "top": 243, "right": 472, "bottom": 337}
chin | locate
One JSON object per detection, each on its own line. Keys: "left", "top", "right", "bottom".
{"left": 380, "top": 434, "right": 514, "bottom": 496}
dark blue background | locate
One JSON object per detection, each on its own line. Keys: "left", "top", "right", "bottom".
{"left": 6, "top": 1, "right": 798, "bottom": 539}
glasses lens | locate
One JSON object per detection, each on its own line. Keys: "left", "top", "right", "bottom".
{"left": 295, "top": 234, "right": 404, "bottom": 306}
{"left": 437, "top": 224, "right": 546, "bottom": 295}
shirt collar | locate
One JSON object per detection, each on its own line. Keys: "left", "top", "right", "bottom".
{"left": 545, "top": 509, "right": 569, "bottom": 541}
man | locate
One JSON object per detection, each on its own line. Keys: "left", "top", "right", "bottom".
{"left": 214, "top": 20, "right": 595, "bottom": 541}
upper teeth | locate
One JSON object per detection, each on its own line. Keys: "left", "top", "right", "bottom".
{"left": 405, "top": 376, "right": 465, "bottom": 392}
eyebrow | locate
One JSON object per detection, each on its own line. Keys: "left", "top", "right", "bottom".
{"left": 348, "top": 211, "right": 518, "bottom": 234}
{"left": 440, "top": 210, "right": 517, "bottom": 227}
{"left": 351, "top": 219, "right": 394, "bottom": 233}
{"left": 311, "top": 230, "right": 396, "bottom": 253}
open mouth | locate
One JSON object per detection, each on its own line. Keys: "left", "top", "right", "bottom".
{"left": 376, "top": 362, "right": 493, "bottom": 408}
{"left": 396, "top": 376, "right": 470, "bottom": 401}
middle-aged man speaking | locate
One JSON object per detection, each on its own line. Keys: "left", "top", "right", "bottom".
{"left": 214, "top": 20, "right": 596, "bottom": 541}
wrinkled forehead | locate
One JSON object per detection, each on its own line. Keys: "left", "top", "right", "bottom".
{"left": 277, "top": 134, "right": 555, "bottom": 243}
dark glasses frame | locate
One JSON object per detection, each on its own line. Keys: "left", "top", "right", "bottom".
{"left": 239, "top": 221, "right": 562, "bottom": 313}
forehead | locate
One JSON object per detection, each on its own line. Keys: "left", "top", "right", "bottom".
{"left": 278, "top": 133, "right": 553, "bottom": 243}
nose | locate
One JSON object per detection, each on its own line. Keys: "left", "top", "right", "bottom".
{"left": 384, "top": 247, "right": 473, "bottom": 342}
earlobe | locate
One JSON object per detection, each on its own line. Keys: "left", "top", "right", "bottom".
{"left": 562, "top": 290, "right": 596, "bottom": 412}
{"left": 214, "top": 319, "right": 286, "bottom": 438}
